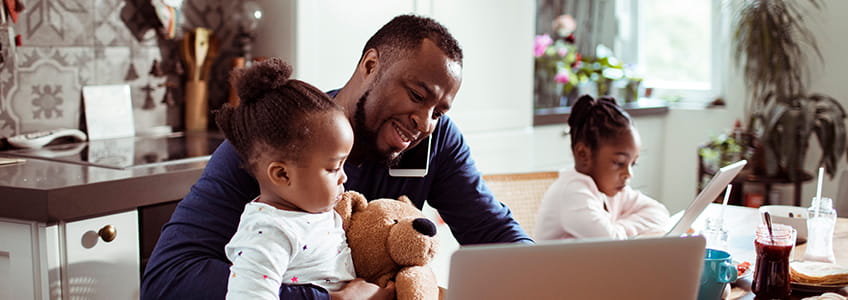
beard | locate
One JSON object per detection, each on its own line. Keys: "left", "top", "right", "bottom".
{"left": 350, "top": 90, "right": 403, "bottom": 167}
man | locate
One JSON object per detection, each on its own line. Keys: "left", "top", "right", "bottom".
{"left": 141, "top": 14, "right": 532, "bottom": 300}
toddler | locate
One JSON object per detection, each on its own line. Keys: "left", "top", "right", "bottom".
{"left": 218, "top": 58, "right": 356, "bottom": 299}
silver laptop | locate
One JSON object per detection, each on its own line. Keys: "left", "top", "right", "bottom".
{"left": 664, "top": 160, "right": 747, "bottom": 236}
{"left": 445, "top": 236, "right": 706, "bottom": 300}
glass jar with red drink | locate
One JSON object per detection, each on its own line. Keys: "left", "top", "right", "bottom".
{"left": 751, "top": 223, "right": 796, "bottom": 299}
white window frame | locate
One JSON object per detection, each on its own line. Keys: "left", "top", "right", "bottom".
{"left": 615, "top": 0, "right": 731, "bottom": 105}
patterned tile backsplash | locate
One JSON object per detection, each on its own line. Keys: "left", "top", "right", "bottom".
{"left": 0, "top": 0, "right": 247, "bottom": 138}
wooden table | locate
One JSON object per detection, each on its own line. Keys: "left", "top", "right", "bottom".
{"left": 681, "top": 204, "right": 848, "bottom": 299}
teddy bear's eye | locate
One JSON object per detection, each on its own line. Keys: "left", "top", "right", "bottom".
{"left": 393, "top": 219, "right": 398, "bottom": 224}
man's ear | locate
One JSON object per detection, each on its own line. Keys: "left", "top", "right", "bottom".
{"left": 267, "top": 161, "right": 291, "bottom": 186}
{"left": 359, "top": 48, "right": 380, "bottom": 79}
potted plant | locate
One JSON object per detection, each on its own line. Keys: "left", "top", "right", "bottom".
{"left": 534, "top": 33, "right": 581, "bottom": 108}
{"left": 733, "top": 0, "right": 847, "bottom": 181}
{"left": 534, "top": 14, "right": 583, "bottom": 108}
{"left": 574, "top": 44, "right": 626, "bottom": 98}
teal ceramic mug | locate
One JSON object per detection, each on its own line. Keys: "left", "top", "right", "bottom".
{"left": 698, "top": 248, "right": 738, "bottom": 300}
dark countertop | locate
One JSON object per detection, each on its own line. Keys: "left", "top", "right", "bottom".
{"left": 0, "top": 132, "right": 222, "bottom": 223}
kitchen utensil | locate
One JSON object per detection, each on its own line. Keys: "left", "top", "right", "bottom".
{"left": 200, "top": 33, "right": 218, "bottom": 81}
{"left": 192, "top": 27, "right": 210, "bottom": 81}
{"left": 764, "top": 211, "right": 775, "bottom": 244}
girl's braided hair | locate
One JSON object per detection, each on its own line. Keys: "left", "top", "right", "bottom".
{"left": 567, "top": 95, "right": 633, "bottom": 152}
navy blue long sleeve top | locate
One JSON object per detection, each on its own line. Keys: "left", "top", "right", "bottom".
{"left": 140, "top": 111, "right": 532, "bottom": 300}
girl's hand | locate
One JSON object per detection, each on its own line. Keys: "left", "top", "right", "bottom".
{"left": 331, "top": 278, "right": 396, "bottom": 300}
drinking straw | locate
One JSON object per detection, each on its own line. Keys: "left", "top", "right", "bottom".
{"left": 764, "top": 211, "right": 775, "bottom": 244}
{"left": 720, "top": 184, "right": 732, "bottom": 224}
{"left": 815, "top": 167, "right": 824, "bottom": 218}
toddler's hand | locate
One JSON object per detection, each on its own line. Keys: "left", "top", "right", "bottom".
{"left": 331, "top": 278, "right": 396, "bottom": 300}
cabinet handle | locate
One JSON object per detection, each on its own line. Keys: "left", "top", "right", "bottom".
{"left": 98, "top": 225, "right": 117, "bottom": 242}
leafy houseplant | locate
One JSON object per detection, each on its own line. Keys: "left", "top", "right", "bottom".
{"left": 734, "top": 0, "right": 847, "bottom": 180}
{"left": 699, "top": 130, "right": 749, "bottom": 189}
{"left": 575, "top": 45, "right": 627, "bottom": 98}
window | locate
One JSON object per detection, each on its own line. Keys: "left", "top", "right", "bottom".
{"left": 617, "top": 0, "right": 728, "bottom": 104}
{"left": 532, "top": 0, "right": 728, "bottom": 125}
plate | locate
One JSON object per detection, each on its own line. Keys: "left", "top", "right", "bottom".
{"left": 790, "top": 281, "right": 848, "bottom": 293}
{"left": 734, "top": 260, "right": 753, "bottom": 282}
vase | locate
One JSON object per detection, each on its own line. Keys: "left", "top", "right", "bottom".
{"left": 534, "top": 74, "right": 562, "bottom": 108}
{"left": 563, "top": 88, "right": 580, "bottom": 106}
{"left": 597, "top": 78, "right": 613, "bottom": 96}
{"left": 625, "top": 79, "right": 641, "bottom": 103}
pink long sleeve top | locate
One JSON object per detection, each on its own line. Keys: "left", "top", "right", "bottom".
{"left": 534, "top": 167, "right": 670, "bottom": 240}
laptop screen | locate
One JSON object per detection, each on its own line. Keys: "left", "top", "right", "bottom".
{"left": 446, "top": 236, "right": 706, "bottom": 300}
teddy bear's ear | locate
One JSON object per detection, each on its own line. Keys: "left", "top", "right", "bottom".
{"left": 335, "top": 191, "right": 368, "bottom": 231}
{"left": 350, "top": 191, "right": 368, "bottom": 213}
{"left": 336, "top": 191, "right": 359, "bottom": 230}
{"left": 398, "top": 195, "right": 414, "bottom": 206}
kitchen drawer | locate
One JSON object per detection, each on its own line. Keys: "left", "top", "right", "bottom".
{"left": 58, "top": 210, "right": 140, "bottom": 300}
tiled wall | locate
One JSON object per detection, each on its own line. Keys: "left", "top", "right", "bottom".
{"left": 0, "top": 0, "right": 246, "bottom": 138}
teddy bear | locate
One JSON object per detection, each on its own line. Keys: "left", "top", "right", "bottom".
{"left": 335, "top": 191, "right": 440, "bottom": 300}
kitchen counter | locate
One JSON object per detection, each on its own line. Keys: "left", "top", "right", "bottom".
{"left": 0, "top": 132, "right": 222, "bottom": 223}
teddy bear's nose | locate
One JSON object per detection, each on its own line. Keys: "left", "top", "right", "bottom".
{"left": 412, "top": 218, "right": 437, "bottom": 237}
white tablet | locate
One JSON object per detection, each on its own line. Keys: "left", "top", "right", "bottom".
{"left": 666, "top": 160, "right": 747, "bottom": 236}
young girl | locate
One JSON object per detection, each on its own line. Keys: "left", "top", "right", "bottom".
{"left": 535, "top": 95, "right": 670, "bottom": 240}
{"left": 218, "top": 58, "right": 356, "bottom": 299}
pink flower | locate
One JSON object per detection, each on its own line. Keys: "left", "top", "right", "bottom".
{"left": 571, "top": 53, "right": 583, "bottom": 68}
{"left": 553, "top": 15, "right": 577, "bottom": 37}
{"left": 557, "top": 46, "right": 569, "bottom": 57}
{"left": 554, "top": 70, "right": 570, "bottom": 84}
{"left": 534, "top": 34, "right": 553, "bottom": 57}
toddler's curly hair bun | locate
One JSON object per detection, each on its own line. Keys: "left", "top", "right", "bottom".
{"left": 233, "top": 57, "right": 293, "bottom": 104}
{"left": 217, "top": 57, "right": 340, "bottom": 174}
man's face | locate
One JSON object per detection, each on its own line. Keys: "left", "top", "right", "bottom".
{"left": 352, "top": 39, "right": 462, "bottom": 166}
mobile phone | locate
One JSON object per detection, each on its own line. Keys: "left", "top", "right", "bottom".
{"left": 389, "top": 135, "right": 432, "bottom": 177}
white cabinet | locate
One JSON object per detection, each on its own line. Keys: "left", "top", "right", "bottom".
{"left": 0, "top": 219, "right": 47, "bottom": 300}
{"left": 50, "top": 210, "right": 140, "bottom": 300}
{"left": 1, "top": 210, "right": 139, "bottom": 300}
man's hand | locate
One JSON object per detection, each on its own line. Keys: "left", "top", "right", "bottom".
{"left": 330, "top": 278, "right": 395, "bottom": 300}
